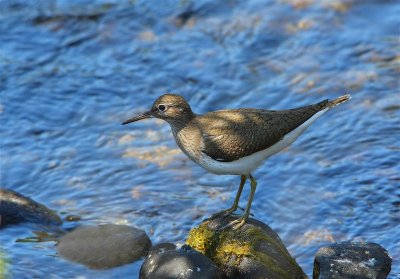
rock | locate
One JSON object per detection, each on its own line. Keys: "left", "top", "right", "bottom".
{"left": 186, "top": 215, "right": 306, "bottom": 279}
{"left": 57, "top": 224, "right": 152, "bottom": 269}
{"left": 0, "top": 189, "right": 62, "bottom": 228}
{"left": 140, "top": 243, "right": 221, "bottom": 279}
{"left": 146, "top": 242, "right": 177, "bottom": 258}
{"left": 313, "top": 242, "right": 392, "bottom": 279}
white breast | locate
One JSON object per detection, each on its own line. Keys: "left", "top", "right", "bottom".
{"left": 197, "top": 108, "right": 329, "bottom": 175}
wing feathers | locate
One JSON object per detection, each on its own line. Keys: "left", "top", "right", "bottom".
{"left": 198, "top": 100, "right": 328, "bottom": 162}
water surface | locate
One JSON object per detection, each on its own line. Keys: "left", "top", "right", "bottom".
{"left": 1, "top": 0, "right": 399, "bottom": 278}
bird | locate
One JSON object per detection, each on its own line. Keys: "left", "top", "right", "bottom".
{"left": 122, "top": 93, "right": 350, "bottom": 229}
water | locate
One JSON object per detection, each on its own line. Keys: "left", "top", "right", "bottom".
{"left": 1, "top": 0, "right": 399, "bottom": 278}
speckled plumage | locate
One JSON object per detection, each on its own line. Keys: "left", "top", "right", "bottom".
{"left": 194, "top": 101, "right": 328, "bottom": 162}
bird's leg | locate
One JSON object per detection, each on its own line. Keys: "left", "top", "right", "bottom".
{"left": 221, "top": 174, "right": 257, "bottom": 230}
{"left": 224, "top": 175, "right": 247, "bottom": 214}
{"left": 207, "top": 175, "right": 247, "bottom": 220}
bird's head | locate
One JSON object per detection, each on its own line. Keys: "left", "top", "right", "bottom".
{"left": 122, "top": 94, "right": 194, "bottom": 125}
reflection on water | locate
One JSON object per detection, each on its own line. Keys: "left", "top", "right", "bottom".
{"left": 1, "top": 0, "right": 399, "bottom": 277}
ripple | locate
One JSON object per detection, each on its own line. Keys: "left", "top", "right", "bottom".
{"left": 1, "top": 0, "right": 399, "bottom": 277}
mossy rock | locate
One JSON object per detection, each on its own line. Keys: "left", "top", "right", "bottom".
{"left": 186, "top": 216, "right": 306, "bottom": 279}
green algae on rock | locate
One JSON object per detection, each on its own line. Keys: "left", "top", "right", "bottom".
{"left": 186, "top": 216, "right": 306, "bottom": 279}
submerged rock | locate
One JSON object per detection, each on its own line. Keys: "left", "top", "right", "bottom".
{"left": 186, "top": 216, "right": 306, "bottom": 279}
{"left": 57, "top": 224, "right": 151, "bottom": 269}
{"left": 140, "top": 243, "right": 221, "bottom": 279}
{"left": 0, "top": 189, "right": 62, "bottom": 228}
{"left": 313, "top": 242, "right": 392, "bottom": 279}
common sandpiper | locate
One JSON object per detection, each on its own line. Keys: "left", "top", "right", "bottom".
{"left": 122, "top": 93, "right": 350, "bottom": 229}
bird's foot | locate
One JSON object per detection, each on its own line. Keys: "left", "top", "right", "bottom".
{"left": 206, "top": 207, "right": 238, "bottom": 221}
{"left": 219, "top": 215, "right": 247, "bottom": 231}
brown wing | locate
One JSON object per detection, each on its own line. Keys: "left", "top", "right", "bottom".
{"left": 197, "top": 100, "right": 328, "bottom": 162}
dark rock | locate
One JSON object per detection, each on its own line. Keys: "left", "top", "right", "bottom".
{"left": 140, "top": 243, "right": 221, "bottom": 279}
{"left": 0, "top": 189, "right": 62, "bottom": 228}
{"left": 186, "top": 215, "right": 306, "bottom": 279}
{"left": 57, "top": 224, "right": 152, "bottom": 269}
{"left": 313, "top": 242, "right": 392, "bottom": 279}
{"left": 147, "top": 242, "right": 177, "bottom": 258}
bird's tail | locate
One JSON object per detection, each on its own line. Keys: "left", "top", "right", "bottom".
{"left": 327, "top": 94, "right": 351, "bottom": 108}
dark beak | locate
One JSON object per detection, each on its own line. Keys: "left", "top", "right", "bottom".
{"left": 122, "top": 111, "right": 153, "bottom": 125}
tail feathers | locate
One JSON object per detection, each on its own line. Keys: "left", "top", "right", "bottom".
{"left": 327, "top": 94, "right": 351, "bottom": 108}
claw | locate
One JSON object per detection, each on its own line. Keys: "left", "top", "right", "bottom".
{"left": 219, "top": 216, "right": 247, "bottom": 231}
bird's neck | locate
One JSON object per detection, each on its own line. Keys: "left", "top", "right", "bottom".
{"left": 169, "top": 115, "right": 201, "bottom": 162}
{"left": 168, "top": 113, "right": 196, "bottom": 134}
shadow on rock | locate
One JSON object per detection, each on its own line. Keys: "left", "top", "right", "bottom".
{"left": 186, "top": 215, "right": 306, "bottom": 279}
{"left": 57, "top": 224, "right": 152, "bottom": 269}
{"left": 0, "top": 189, "right": 62, "bottom": 228}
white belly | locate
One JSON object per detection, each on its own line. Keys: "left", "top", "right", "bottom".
{"left": 197, "top": 108, "right": 329, "bottom": 175}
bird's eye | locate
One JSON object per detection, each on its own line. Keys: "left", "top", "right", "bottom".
{"left": 158, "top": 104, "right": 166, "bottom": 112}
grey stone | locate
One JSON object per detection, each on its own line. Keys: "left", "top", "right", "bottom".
{"left": 0, "top": 189, "right": 62, "bottom": 228}
{"left": 313, "top": 242, "right": 392, "bottom": 279}
{"left": 57, "top": 224, "right": 152, "bottom": 269}
{"left": 187, "top": 216, "right": 306, "bottom": 279}
{"left": 140, "top": 243, "right": 221, "bottom": 279}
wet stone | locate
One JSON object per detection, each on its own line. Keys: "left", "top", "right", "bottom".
{"left": 313, "top": 242, "right": 392, "bottom": 279}
{"left": 65, "top": 215, "right": 81, "bottom": 222}
{"left": 0, "top": 189, "right": 62, "bottom": 228}
{"left": 57, "top": 224, "right": 152, "bottom": 269}
{"left": 146, "top": 242, "right": 177, "bottom": 258}
{"left": 140, "top": 243, "right": 221, "bottom": 279}
{"left": 186, "top": 216, "right": 306, "bottom": 279}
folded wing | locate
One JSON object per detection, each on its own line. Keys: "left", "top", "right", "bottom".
{"left": 198, "top": 100, "right": 329, "bottom": 162}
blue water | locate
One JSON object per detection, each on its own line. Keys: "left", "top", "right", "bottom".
{"left": 1, "top": 0, "right": 399, "bottom": 278}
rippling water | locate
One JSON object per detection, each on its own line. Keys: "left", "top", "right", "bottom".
{"left": 1, "top": 0, "right": 399, "bottom": 278}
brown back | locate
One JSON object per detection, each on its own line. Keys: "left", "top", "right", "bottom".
{"left": 196, "top": 100, "right": 329, "bottom": 162}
